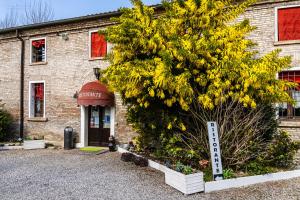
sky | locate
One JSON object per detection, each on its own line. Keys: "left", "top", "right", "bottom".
{"left": 0, "top": 0, "right": 161, "bottom": 21}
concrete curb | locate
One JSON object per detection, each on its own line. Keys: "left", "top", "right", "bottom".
{"left": 205, "top": 169, "right": 300, "bottom": 193}
{"left": 0, "top": 144, "right": 23, "bottom": 150}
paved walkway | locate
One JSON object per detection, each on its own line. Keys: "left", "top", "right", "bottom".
{"left": 0, "top": 149, "right": 299, "bottom": 200}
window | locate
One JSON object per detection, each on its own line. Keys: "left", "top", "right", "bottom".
{"left": 278, "top": 71, "right": 300, "bottom": 118}
{"left": 90, "top": 106, "right": 100, "bottom": 128}
{"left": 31, "top": 38, "right": 46, "bottom": 63}
{"left": 277, "top": 6, "right": 300, "bottom": 41}
{"left": 90, "top": 31, "right": 107, "bottom": 59}
{"left": 29, "top": 82, "right": 45, "bottom": 118}
{"left": 89, "top": 106, "right": 111, "bottom": 128}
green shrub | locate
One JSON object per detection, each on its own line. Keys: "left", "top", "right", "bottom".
{"left": 127, "top": 94, "right": 299, "bottom": 175}
{"left": 126, "top": 105, "right": 171, "bottom": 154}
{"left": 0, "top": 101, "right": 13, "bottom": 142}
{"left": 223, "top": 169, "right": 235, "bottom": 179}
{"left": 203, "top": 168, "right": 213, "bottom": 182}
{"left": 259, "top": 131, "right": 300, "bottom": 168}
{"left": 244, "top": 161, "right": 275, "bottom": 175}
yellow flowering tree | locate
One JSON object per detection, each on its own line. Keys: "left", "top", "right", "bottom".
{"left": 102, "top": 0, "right": 298, "bottom": 169}
{"left": 104, "top": 0, "right": 292, "bottom": 111}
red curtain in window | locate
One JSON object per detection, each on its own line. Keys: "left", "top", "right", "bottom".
{"left": 279, "top": 71, "right": 300, "bottom": 90}
{"left": 35, "top": 83, "right": 44, "bottom": 99}
{"left": 32, "top": 39, "right": 45, "bottom": 48}
{"left": 278, "top": 7, "right": 300, "bottom": 41}
{"left": 91, "top": 33, "right": 107, "bottom": 58}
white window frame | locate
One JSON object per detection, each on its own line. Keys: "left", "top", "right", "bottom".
{"left": 30, "top": 37, "right": 47, "bottom": 64}
{"left": 274, "top": 5, "right": 300, "bottom": 42}
{"left": 28, "top": 81, "right": 46, "bottom": 118}
{"left": 89, "top": 29, "right": 110, "bottom": 60}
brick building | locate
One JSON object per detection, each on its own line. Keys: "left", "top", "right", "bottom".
{"left": 1, "top": 0, "right": 300, "bottom": 147}
{"left": 0, "top": 10, "right": 137, "bottom": 147}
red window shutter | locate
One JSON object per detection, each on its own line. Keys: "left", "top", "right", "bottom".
{"left": 279, "top": 71, "right": 300, "bottom": 90}
{"left": 91, "top": 32, "right": 107, "bottom": 58}
{"left": 278, "top": 7, "right": 300, "bottom": 41}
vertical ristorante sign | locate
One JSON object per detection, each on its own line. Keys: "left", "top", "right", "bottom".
{"left": 207, "top": 121, "right": 223, "bottom": 181}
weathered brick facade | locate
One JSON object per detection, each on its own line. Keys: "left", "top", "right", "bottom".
{"left": 0, "top": 1, "right": 300, "bottom": 147}
{"left": 0, "top": 39, "right": 21, "bottom": 121}
{"left": 237, "top": 0, "right": 300, "bottom": 142}
{"left": 236, "top": 0, "right": 300, "bottom": 162}
{"left": 0, "top": 13, "right": 136, "bottom": 146}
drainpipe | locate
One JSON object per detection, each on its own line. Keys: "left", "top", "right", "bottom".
{"left": 16, "top": 30, "right": 24, "bottom": 140}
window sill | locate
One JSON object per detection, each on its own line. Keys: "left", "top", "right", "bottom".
{"left": 27, "top": 117, "right": 48, "bottom": 122}
{"left": 29, "top": 62, "right": 48, "bottom": 66}
{"left": 279, "top": 119, "right": 300, "bottom": 128}
{"left": 274, "top": 40, "right": 300, "bottom": 46}
{"left": 89, "top": 57, "right": 107, "bottom": 61}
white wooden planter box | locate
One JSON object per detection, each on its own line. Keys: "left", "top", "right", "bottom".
{"left": 164, "top": 166, "right": 204, "bottom": 195}
{"left": 117, "top": 146, "right": 204, "bottom": 195}
{"left": 0, "top": 144, "right": 23, "bottom": 150}
{"left": 23, "top": 140, "right": 45, "bottom": 150}
{"left": 205, "top": 169, "right": 300, "bottom": 193}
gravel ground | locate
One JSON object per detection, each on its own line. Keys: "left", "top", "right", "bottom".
{"left": 0, "top": 149, "right": 299, "bottom": 200}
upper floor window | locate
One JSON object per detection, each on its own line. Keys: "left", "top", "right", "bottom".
{"left": 90, "top": 31, "right": 107, "bottom": 59}
{"left": 278, "top": 71, "right": 300, "bottom": 118}
{"left": 277, "top": 6, "right": 300, "bottom": 41}
{"left": 31, "top": 38, "right": 46, "bottom": 63}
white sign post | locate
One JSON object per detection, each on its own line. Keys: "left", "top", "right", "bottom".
{"left": 207, "top": 121, "right": 223, "bottom": 181}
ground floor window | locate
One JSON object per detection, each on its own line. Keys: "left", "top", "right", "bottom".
{"left": 278, "top": 71, "right": 300, "bottom": 118}
{"left": 29, "top": 82, "right": 45, "bottom": 118}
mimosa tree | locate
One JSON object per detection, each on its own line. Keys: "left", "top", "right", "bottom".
{"left": 102, "top": 0, "right": 299, "bottom": 170}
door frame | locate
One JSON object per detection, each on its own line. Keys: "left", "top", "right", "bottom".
{"left": 77, "top": 105, "right": 115, "bottom": 148}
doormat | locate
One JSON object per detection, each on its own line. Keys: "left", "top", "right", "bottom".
{"left": 80, "top": 147, "right": 108, "bottom": 154}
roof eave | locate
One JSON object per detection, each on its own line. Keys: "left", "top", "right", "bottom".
{"left": 0, "top": 4, "right": 164, "bottom": 34}
{"left": 0, "top": 10, "right": 121, "bottom": 34}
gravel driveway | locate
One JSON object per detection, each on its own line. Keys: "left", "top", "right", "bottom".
{"left": 0, "top": 149, "right": 299, "bottom": 200}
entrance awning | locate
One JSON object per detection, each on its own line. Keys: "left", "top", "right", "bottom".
{"left": 77, "top": 81, "right": 114, "bottom": 106}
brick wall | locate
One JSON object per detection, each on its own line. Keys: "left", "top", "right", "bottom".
{"left": 114, "top": 93, "right": 138, "bottom": 143}
{"left": 0, "top": 18, "right": 136, "bottom": 145}
{"left": 0, "top": 38, "right": 21, "bottom": 137}
{"left": 236, "top": 1, "right": 300, "bottom": 142}
{"left": 240, "top": 1, "right": 300, "bottom": 163}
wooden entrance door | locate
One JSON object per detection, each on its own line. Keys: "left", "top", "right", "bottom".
{"left": 88, "top": 106, "right": 110, "bottom": 146}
